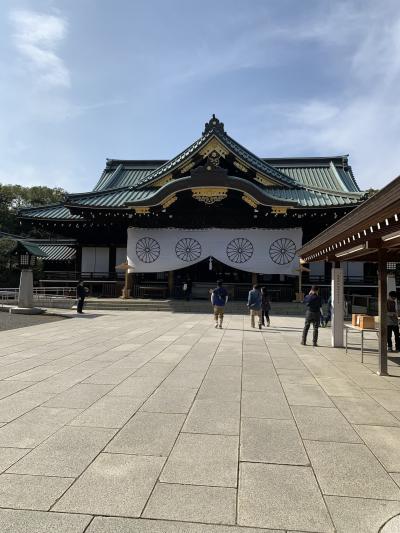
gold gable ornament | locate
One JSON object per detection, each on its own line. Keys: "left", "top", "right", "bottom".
{"left": 199, "top": 139, "right": 229, "bottom": 159}
{"left": 192, "top": 187, "right": 228, "bottom": 205}
{"left": 242, "top": 194, "right": 259, "bottom": 209}
{"left": 133, "top": 207, "right": 150, "bottom": 215}
{"left": 162, "top": 195, "right": 177, "bottom": 209}
{"left": 233, "top": 160, "right": 248, "bottom": 173}
{"left": 151, "top": 174, "right": 173, "bottom": 188}
{"left": 254, "top": 173, "right": 276, "bottom": 187}
{"left": 271, "top": 206, "right": 288, "bottom": 215}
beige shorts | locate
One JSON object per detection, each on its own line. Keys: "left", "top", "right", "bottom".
{"left": 214, "top": 305, "right": 225, "bottom": 318}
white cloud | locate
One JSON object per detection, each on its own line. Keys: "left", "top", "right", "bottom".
{"left": 10, "top": 9, "right": 70, "bottom": 88}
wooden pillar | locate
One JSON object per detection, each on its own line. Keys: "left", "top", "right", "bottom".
{"left": 168, "top": 271, "right": 174, "bottom": 298}
{"left": 331, "top": 266, "right": 344, "bottom": 347}
{"left": 377, "top": 248, "right": 388, "bottom": 376}
{"left": 121, "top": 270, "right": 134, "bottom": 299}
{"left": 252, "top": 272, "right": 258, "bottom": 286}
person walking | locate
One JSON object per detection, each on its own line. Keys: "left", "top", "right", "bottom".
{"left": 323, "top": 295, "right": 332, "bottom": 327}
{"left": 211, "top": 280, "right": 228, "bottom": 328}
{"left": 247, "top": 284, "right": 262, "bottom": 329}
{"left": 183, "top": 278, "right": 192, "bottom": 301}
{"left": 261, "top": 286, "right": 271, "bottom": 327}
{"left": 301, "top": 285, "right": 321, "bottom": 346}
{"left": 387, "top": 291, "right": 400, "bottom": 352}
{"left": 76, "top": 280, "right": 88, "bottom": 314}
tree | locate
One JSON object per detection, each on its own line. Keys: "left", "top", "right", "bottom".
{"left": 0, "top": 184, "right": 67, "bottom": 234}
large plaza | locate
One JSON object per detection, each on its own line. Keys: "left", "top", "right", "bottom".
{"left": 0, "top": 310, "right": 399, "bottom": 532}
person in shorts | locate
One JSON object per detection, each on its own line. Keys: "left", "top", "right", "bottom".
{"left": 247, "top": 284, "right": 262, "bottom": 329}
{"left": 211, "top": 280, "right": 228, "bottom": 328}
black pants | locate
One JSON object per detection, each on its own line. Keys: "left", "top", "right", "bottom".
{"left": 387, "top": 325, "right": 400, "bottom": 350}
{"left": 302, "top": 311, "right": 320, "bottom": 345}
{"left": 77, "top": 297, "right": 85, "bottom": 313}
{"left": 261, "top": 309, "right": 270, "bottom": 325}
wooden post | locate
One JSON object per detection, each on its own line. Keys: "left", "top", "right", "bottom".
{"left": 168, "top": 271, "right": 174, "bottom": 298}
{"left": 331, "top": 266, "right": 344, "bottom": 347}
{"left": 252, "top": 272, "right": 258, "bottom": 286}
{"left": 377, "top": 248, "right": 388, "bottom": 376}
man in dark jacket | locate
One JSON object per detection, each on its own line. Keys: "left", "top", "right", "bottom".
{"left": 247, "top": 284, "right": 262, "bottom": 329}
{"left": 211, "top": 280, "right": 228, "bottom": 328}
{"left": 76, "top": 280, "right": 88, "bottom": 314}
{"left": 301, "top": 285, "right": 321, "bottom": 346}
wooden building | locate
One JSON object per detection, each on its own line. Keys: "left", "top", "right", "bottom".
{"left": 19, "top": 115, "right": 365, "bottom": 299}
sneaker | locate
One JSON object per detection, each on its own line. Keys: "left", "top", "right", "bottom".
{"left": 313, "top": 343, "right": 318, "bottom": 347}
{"left": 214, "top": 323, "right": 218, "bottom": 329}
{"left": 388, "top": 347, "right": 393, "bottom": 352}
{"left": 258, "top": 324, "right": 262, "bottom": 330}
{"left": 267, "top": 322, "right": 270, "bottom": 327}
{"left": 219, "top": 324, "right": 222, "bottom": 329}
{"left": 301, "top": 341, "right": 306, "bottom": 346}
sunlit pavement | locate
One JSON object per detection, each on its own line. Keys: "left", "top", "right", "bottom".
{"left": 0, "top": 310, "right": 400, "bottom": 532}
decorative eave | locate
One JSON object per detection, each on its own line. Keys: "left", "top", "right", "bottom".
{"left": 135, "top": 115, "right": 296, "bottom": 190}
{"left": 124, "top": 168, "right": 297, "bottom": 210}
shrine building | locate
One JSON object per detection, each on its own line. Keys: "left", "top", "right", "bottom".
{"left": 19, "top": 115, "right": 366, "bottom": 300}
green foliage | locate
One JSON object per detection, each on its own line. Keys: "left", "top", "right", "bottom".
{"left": 0, "top": 184, "right": 67, "bottom": 234}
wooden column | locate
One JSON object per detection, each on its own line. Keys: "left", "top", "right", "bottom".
{"left": 331, "top": 266, "right": 344, "bottom": 347}
{"left": 377, "top": 248, "right": 388, "bottom": 376}
{"left": 252, "top": 272, "right": 258, "bottom": 286}
{"left": 168, "top": 271, "right": 174, "bottom": 298}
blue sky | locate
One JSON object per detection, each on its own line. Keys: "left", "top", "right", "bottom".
{"left": 0, "top": 0, "right": 399, "bottom": 192}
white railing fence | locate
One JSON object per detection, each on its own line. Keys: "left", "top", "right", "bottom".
{"left": 0, "top": 287, "right": 76, "bottom": 309}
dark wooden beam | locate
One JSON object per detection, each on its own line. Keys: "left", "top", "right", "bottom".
{"left": 377, "top": 248, "right": 388, "bottom": 376}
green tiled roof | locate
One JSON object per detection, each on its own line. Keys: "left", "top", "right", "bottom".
{"left": 18, "top": 116, "right": 364, "bottom": 221}
{"left": 37, "top": 245, "right": 76, "bottom": 261}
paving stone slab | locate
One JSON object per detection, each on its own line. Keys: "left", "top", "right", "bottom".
{"left": 0, "top": 391, "right": 53, "bottom": 423}
{"left": 9, "top": 426, "right": 116, "bottom": 477}
{"left": 0, "top": 473, "right": 73, "bottom": 510}
{"left": 331, "top": 396, "right": 400, "bottom": 426}
{"left": 0, "top": 406, "right": 82, "bottom": 448}
{"left": 183, "top": 399, "right": 240, "bottom": 435}
{"left": 160, "top": 433, "right": 238, "bottom": 487}
{"left": 305, "top": 440, "right": 400, "bottom": 500}
{"left": 143, "top": 482, "right": 237, "bottom": 524}
{"left": 355, "top": 425, "right": 400, "bottom": 472}
{"left": 282, "top": 383, "right": 334, "bottom": 407}
{"left": 316, "top": 378, "right": 367, "bottom": 398}
{"left": 86, "top": 516, "right": 279, "bottom": 533}
{"left": 241, "top": 390, "right": 292, "bottom": 419}
{"left": 325, "top": 495, "right": 400, "bottom": 533}
{"left": 240, "top": 417, "right": 308, "bottom": 465}
{"left": 382, "top": 514, "right": 400, "bottom": 532}
{"left": 53, "top": 453, "right": 165, "bottom": 517}
{"left": 238, "top": 462, "right": 334, "bottom": 531}
{"left": 292, "top": 405, "right": 361, "bottom": 443}
{"left": 69, "top": 395, "right": 142, "bottom": 428}
{"left": 109, "top": 376, "right": 163, "bottom": 398}
{"left": 0, "top": 508, "right": 91, "bottom": 533}
{"left": 0, "top": 380, "right": 36, "bottom": 400}
{"left": 366, "top": 389, "right": 400, "bottom": 411}
{"left": 140, "top": 387, "right": 197, "bottom": 414}
{"left": 106, "top": 411, "right": 184, "bottom": 456}
{"left": 0, "top": 448, "right": 30, "bottom": 473}
{"left": 43, "top": 383, "right": 113, "bottom": 409}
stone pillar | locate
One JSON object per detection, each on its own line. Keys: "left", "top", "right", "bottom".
{"left": 168, "top": 271, "right": 174, "bottom": 298}
{"left": 18, "top": 269, "right": 34, "bottom": 308}
{"left": 331, "top": 267, "right": 344, "bottom": 347}
{"left": 377, "top": 249, "right": 388, "bottom": 376}
{"left": 387, "top": 273, "right": 396, "bottom": 295}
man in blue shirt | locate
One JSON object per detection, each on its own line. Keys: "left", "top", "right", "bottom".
{"left": 301, "top": 285, "right": 322, "bottom": 346}
{"left": 247, "top": 284, "right": 262, "bottom": 329}
{"left": 211, "top": 280, "right": 228, "bottom": 328}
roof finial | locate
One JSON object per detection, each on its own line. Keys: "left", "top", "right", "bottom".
{"left": 203, "top": 114, "right": 225, "bottom": 135}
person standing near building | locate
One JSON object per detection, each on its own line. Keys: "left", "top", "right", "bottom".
{"left": 76, "top": 280, "right": 88, "bottom": 314}
{"left": 183, "top": 277, "right": 192, "bottom": 301}
{"left": 261, "top": 286, "right": 271, "bottom": 327}
{"left": 247, "top": 284, "right": 262, "bottom": 329}
{"left": 301, "top": 285, "right": 321, "bottom": 346}
{"left": 387, "top": 291, "right": 400, "bottom": 352}
{"left": 211, "top": 280, "right": 228, "bottom": 328}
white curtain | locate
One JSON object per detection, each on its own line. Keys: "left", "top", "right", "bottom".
{"left": 127, "top": 227, "right": 302, "bottom": 275}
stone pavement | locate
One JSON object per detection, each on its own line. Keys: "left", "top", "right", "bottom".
{"left": 0, "top": 310, "right": 400, "bottom": 532}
